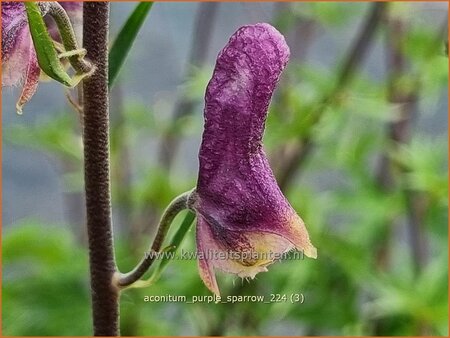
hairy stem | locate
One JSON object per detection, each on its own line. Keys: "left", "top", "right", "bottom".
{"left": 116, "top": 190, "right": 193, "bottom": 288}
{"left": 82, "top": 3, "right": 119, "bottom": 336}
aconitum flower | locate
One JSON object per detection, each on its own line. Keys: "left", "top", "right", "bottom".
{"left": 190, "top": 23, "right": 317, "bottom": 295}
{"left": 1, "top": 2, "right": 81, "bottom": 113}
{"left": 2, "top": 2, "right": 41, "bottom": 112}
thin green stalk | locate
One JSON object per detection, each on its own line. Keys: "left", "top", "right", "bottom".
{"left": 116, "top": 189, "right": 194, "bottom": 288}
{"left": 47, "top": 2, "right": 93, "bottom": 74}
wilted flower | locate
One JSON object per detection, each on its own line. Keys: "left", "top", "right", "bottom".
{"left": 1, "top": 2, "right": 81, "bottom": 113}
{"left": 190, "top": 23, "right": 317, "bottom": 295}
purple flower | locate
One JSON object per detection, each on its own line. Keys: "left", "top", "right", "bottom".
{"left": 1, "top": 2, "right": 81, "bottom": 113}
{"left": 2, "top": 2, "right": 40, "bottom": 111}
{"left": 191, "top": 23, "right": 317, "bottom": 295}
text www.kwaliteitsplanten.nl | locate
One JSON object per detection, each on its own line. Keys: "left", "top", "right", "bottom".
{"left": 145, "top": 248, "right": 305, "bottom": 261}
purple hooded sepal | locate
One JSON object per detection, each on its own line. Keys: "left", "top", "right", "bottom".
{"left": 193, "top": 23, "right": 316, "bottom": 295}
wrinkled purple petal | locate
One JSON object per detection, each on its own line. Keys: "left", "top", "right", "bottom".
{"left": 2, "top": 1, "right": 82, "bottom": 111}
{"left": 194, "top": 23, "right": 316, "bottom": 294}
{"left": 196, "top": 215, "right": 220, "bottom": 295}
{"left": 2, "top": 2, "right": 29, "bottom": 86}
{"left": 16, "top": 46, "right": 40, "bottom": 114}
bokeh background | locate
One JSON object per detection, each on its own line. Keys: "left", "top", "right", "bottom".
{"left": 2, "top": 1, "right": 448, "bottom": 336}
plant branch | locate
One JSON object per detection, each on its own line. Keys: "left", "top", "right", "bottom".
{"left": 158, "top": 3, "right": 219, "bottom": 169}
{"left": 276, "top": 2, "right": 387, "bottom": 190}
{"left": 373, "top": 13, "right": 448, "bottom": 336}
{"left": 270, "top": 5, "right": 317, "bottom": 180}
{"left": 375, "top": 15, "right": 419, "bottom": 270}
{"left": 82, "top": 3, "right": 119, "bottom": 336}
{"left": 377, "top": 14, "right": 447, "bottom": 274}
{"left": 116, "top": 189, "right": 193, "bottom": 288}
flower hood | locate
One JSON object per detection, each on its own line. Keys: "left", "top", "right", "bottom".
{"left": 192, "top": 23, "right": 317, "bottom": 295}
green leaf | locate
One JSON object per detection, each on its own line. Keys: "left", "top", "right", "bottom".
{"left": 3, "top": 114, "right": 82, "bottom": 162}
{"left": 308, "top": 2, "right": 362, "bottom": 27}
{"left": 25, "top": 3, "right": 73, "bottom": 86}
{"left": 3, "top": 220, "right": 91, "bottom": 335}
{"left": 108, "top": 2, "right": 153, "bottom": 89}
{"left": 182, "top": 66, "right": 214, "bottom": 101}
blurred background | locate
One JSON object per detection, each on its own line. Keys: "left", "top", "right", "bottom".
{"left": 2, "top": 1, "right": 448, "bottom": 336}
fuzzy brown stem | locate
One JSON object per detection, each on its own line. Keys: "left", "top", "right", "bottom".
{"left": 82, "top": 3, "right": 119, "bottom": 336}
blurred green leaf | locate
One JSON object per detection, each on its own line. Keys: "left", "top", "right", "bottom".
{"left": 393, "top": 136, "right": 448, "bottom": 204}
{"left": 182, "top": 66, "right": 213, "bottom": 101}
{"left": 109, "top": 2, "right": 153, "bottom": 89}
{"left": 3, "top": 220, "right": 90, "bottom": 335}
{"left": 309, "top": 2, "right": 362, "bottom": 27}
{"left": 4, "top": 114, "right": 82, "bottom": 162}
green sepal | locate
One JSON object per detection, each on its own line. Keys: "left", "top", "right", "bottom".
{"left": 24, "top": 2, "right": 76, "bottom": 87}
